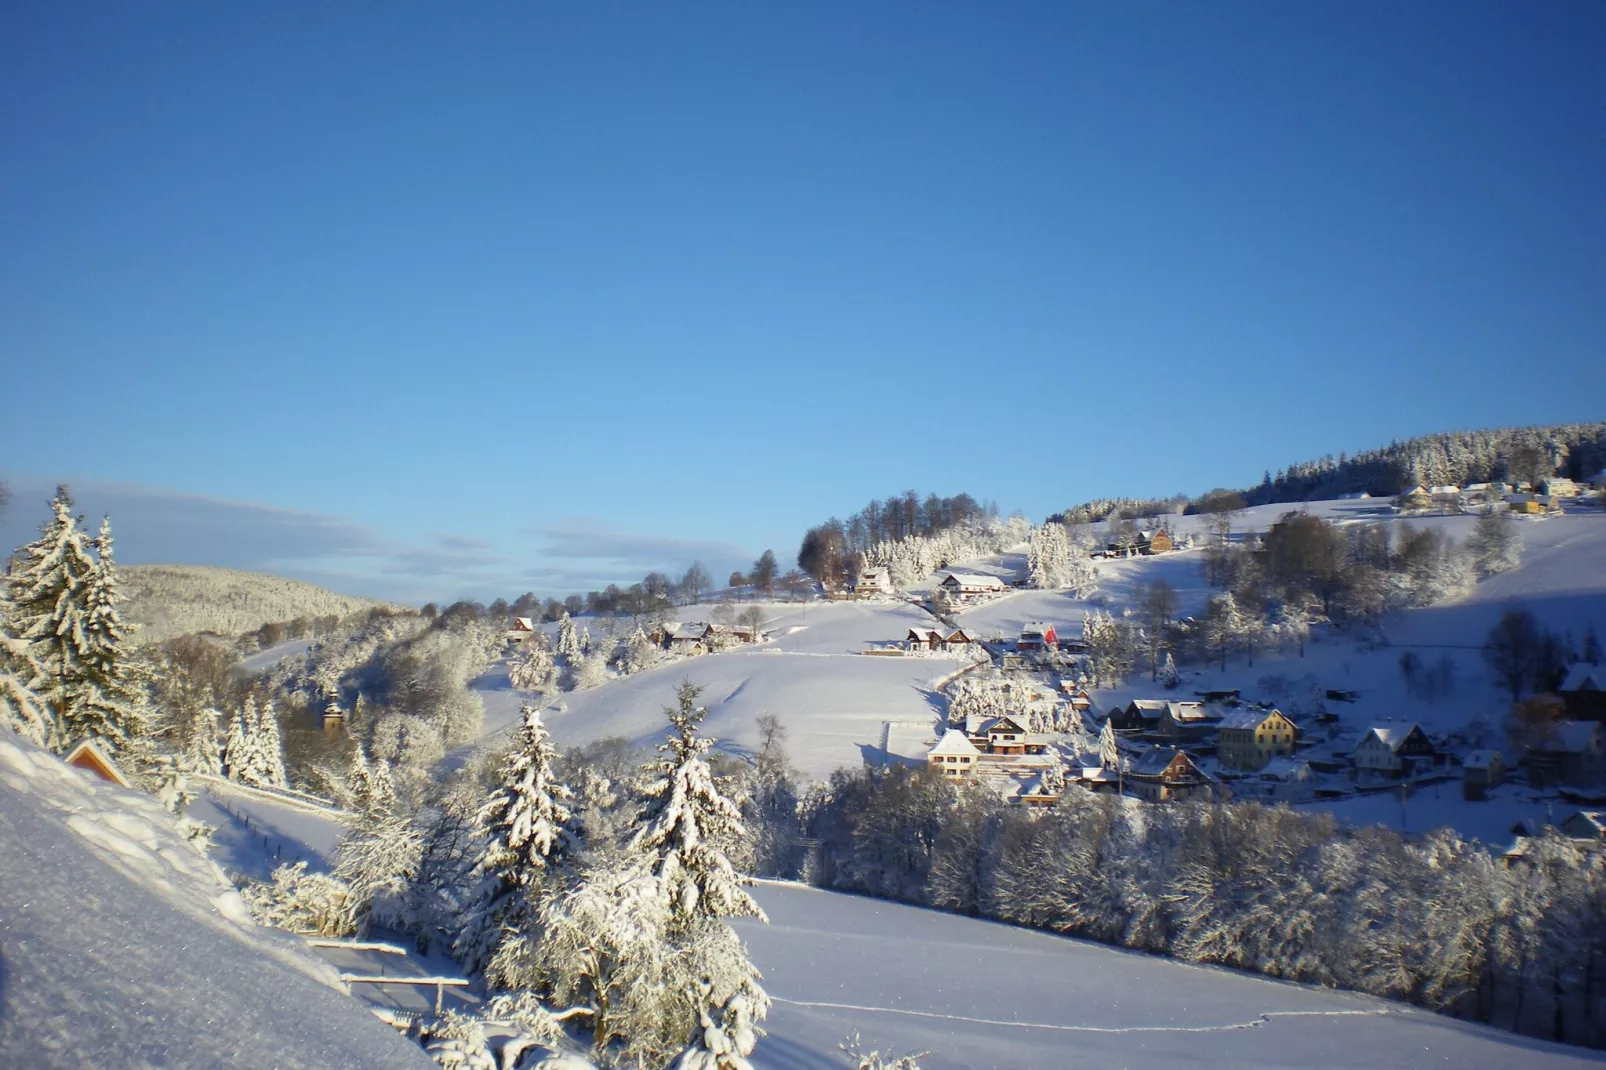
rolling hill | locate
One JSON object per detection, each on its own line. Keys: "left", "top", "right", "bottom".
{"left": 119, "top": 564, "right": 403, "bottom": 644}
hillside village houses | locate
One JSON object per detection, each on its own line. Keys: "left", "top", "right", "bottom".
{"left": 1017, "top": 621, "right": 1058, "bottom": 654}
{"left": 851, "top": 565, "right": 894, "bottom": 598}
{"left": 935, "top": 571, "right": 1007, "bottom": 607}
{"left": 1353, "top": 723, "right": 1439, "bottom": 778}
{"left": 904, "top": 626, "right": 978, "bottom": 654}
{"left": 1155, "top": 700, "right": 1224, "bottom": 744}
{"left": 1526, "top": 721, "right": 1605, "bottom": 787}
{"left": 1126, "top": 747, "right": 1217, "bottom": 803}
{"left": 1558, "top": 663, "right": 1606, "bottom": 721}
{"left": 1217, "top": 707, "right": 1299, "bottom": 771}
{"left": 1463, "top": 750, "right": 1507, "bottom": 801}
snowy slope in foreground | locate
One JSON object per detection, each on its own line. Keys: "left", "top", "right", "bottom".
{"left": 739, "top": 883, "right": 1606, "bottom": 1070}
{"left": 0, "top": 733, "right": 433, "bottom": 1070}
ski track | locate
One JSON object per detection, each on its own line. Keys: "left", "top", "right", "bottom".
{"left": 768, "top": 997, "right": 1392, "bottom": 1034}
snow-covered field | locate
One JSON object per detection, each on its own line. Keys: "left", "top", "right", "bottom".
{"left": 0, "top": 734, "right": 433, "bottom": 1069}
{"left": 737, "top": 882, "right": 1606, "bottom": 1070}
{"left": 473, "top": 599, "right": 968, "bottom": 779}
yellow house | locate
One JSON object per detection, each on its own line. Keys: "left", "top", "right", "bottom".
{"left": 928, "top": 729, "right": 982, "bottom": 779}
{"left": 1217, "top": 708, "right": 1298, "bottom": 771}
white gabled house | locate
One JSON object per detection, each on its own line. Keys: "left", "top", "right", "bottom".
{"left": 927, "top": 729, "right": 982, "bottom": 779}
{"left": 935, "top": 571, "right": 1006, "bottom": 606}
{"left": 853, "top": 566, "right": 895, "bottom": 597}
{"left": 1353, "top": 722, "right": 1437, "bottom": 777}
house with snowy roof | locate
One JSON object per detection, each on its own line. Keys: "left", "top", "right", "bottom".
{"left": 968, "top": 715, "right": 1053, "bottom": 757}
{"left": 665, "top": 621, "right": 713, "bottom": 654}
{"left": 64, "top": 738, "right": 131, "bottom": 788}
{"left": 1217, "top": 707, "right": 1298, "bottom": 771}
{"left": 506, "top": 616, "right": 538, "bottom": 642}
{"left": 1462, "top": 749, "right": 1507, "bottom": 800}
{"left": 1108, "top": 699, "right": 1169, "bottom": 735}
{"left": 1017, "top": 622, "right": 1058, "bottom": 653}
{"left": 1155, "top": 701, "right": 1223, "bottom": 744}
{"left": 1527, "top": 721, "right": 1605, "bottom": 787}
{"left": 1540, "top": 476, "right": 1581, "bottom": 498}
{"left": 927, "top": 730, "right": 982, "bottom": 780}
{"left": 1126, "top": 747, "right": 1215, "bottom": 803}
{"left": 1560, "top": 810, "right": 1606, "bottom": 841}
{"left": 1559, "top": 663, "right": 1606, "bottom": 722}
{"left": 853, "top": 566, "right": 895, "bottom": 598}
{"left": 1353, "top": 723, "right": 1436, "bottom": 777}
{"left": 936, "top": 571, "right": 1006, "bottom": 606}
{"left": 1138, "top": 528, "right": 1175, "bottom": 555}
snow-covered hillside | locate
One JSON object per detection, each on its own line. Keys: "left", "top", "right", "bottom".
{"left": 121, "top": 563, "right": 400, "bottom": 643}
{"left": 0, "top": 732, "right": 433, "bottom": 1069}
{"left": 473, "top": 599, "right": 967, "bottom": 779}
{"left": 470, "top": 499, "right": 1606, "bottom": 846}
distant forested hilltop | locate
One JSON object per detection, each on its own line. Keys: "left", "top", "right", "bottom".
{"left": 1242, "top": 422, "right": 1606, "bottom": 505}
{"left": 120, "top": 564, "right": 400, "bottom": 643}
{"left": 1054, "top": 422, "right": 1606, "bottom": 523}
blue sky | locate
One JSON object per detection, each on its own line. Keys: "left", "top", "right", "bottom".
{"left": 3, "top": 2, "right": 1602, "bottom": 603}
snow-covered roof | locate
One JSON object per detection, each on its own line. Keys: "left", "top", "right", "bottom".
{"left": 930, "top": 730, "right": 982, "bottom": 758}
{"left": 1362, "top": 723, "right": 1422, "bottom": 752}
{"left": 1463, "top": 749, "right": 1503, "bottom": 770}
{"left": 1129, "top": 747, "right": 1187, "bottom": 778}
{"left": 1565, "top": 811, "right": 1606, "bottom": 837}
{"left": 669, "top": 621, "right": 712, "bottom": 639}
{"left": 63, "top": 738, "right": 131, "bottom": 788}
{"left": 1257, "top": 757, "right": 1309, "bottom": 780}
{"left": 1218, "top": 708, "right": 1283, "bottom": 731}
{"left": 512, "top": 616, "right": 535, "bottom": 630}
{"left": 941, "top": 572, "right": 1006, "bottom": 588}
{"left": 1538, "top": 721, "right": 1601, "bottom": 754}
{"left": 979, "top": 716, "right": 1029, "bottom": 735}
{"left": 1165, "top": 701, "right": 1218, "bottom": 724}
{"left": 1020, "top": 621, "right": 1055, "bottom": 635}
{"left": 907, "top": 627, "right": 943, "bottom": 641}
{"left": 1129, "top": 699, "right": 1169, "bottom": 712}
{"left": 1560, "top": 664, "right": 1605, "bottom": 693}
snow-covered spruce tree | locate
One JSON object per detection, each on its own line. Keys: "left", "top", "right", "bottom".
{"left": 676, "top": 981, "right": 759, "bottom": 1070}
{"left": 634, "top": 681, "right": 770, "bottom": 1066}
{"left": 8, "top": 486, "right": 98, "bottom": 752}
{"left": 557, "top": 612, "right": 581, "bottom": 662}
{"left": 1098, "top": 717, "right": 1120, "bottom": 771}
{"left": 76, "top": 516, "right": 149, "bottom": 751}
{"left": 621, "top": 626, "right": 660, "bottom": 677}
{"left": 1160, "top": 651, "right": 1179, "bottom": 689}
{"left": 185, "top": 705, "right": 223, "bottom": 776}
{"left": 1026, "top": 522, "right": 1070, "bottom": 589}
{"left": 0, "top": 586, "right": 53, "bottom": 748}
{"left": 223, "top": 701, "right": 258, "bottom": 784}
{"left": 254, "top": 697, "right": 288, "bottom": 788}
{"left": 457, "top": 703, "right": 577, "bottom": 977}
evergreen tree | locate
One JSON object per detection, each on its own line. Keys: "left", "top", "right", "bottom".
{"left": 74, "top": 516, "right": 148, "bottom": 751}
{"left": 1099, "top": 718, "right": 1120, "bottom": 771}
{"left": 556, "top": 612, "right": 581, "bottom": 661}
{"left": 634, "top": 681, "right": 765, "bottom": 926}
{"left": 223, "top": 703, "right": 255, "bottom": 783}
{"left": 1584, "top": 623, "right": 1602, "bottom": 666}
{"left": 185, "top": 706, "right": 223, "bottom": 776}
{"left": 456, "top": 704, "right": 576, "bottom": 974}
{"left": 1161, "top": 651, "right": 1179, "bottom": 689}
{"left": 0, "top": 581, "right": 53, "bottom": 748}
{"left": 9, "top": 487, "right": 97, "bottom": 750}
{"left": 255, "top": 697, "right": 288, "bottom": 788}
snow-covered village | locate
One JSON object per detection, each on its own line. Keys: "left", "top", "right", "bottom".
{"left": 5, "top": 5, "right": 1606, "bottom": 1069}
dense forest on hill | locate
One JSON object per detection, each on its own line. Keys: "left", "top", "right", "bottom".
{"left": 1242, "top": 422, "right": 1606, "bottom": 505}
